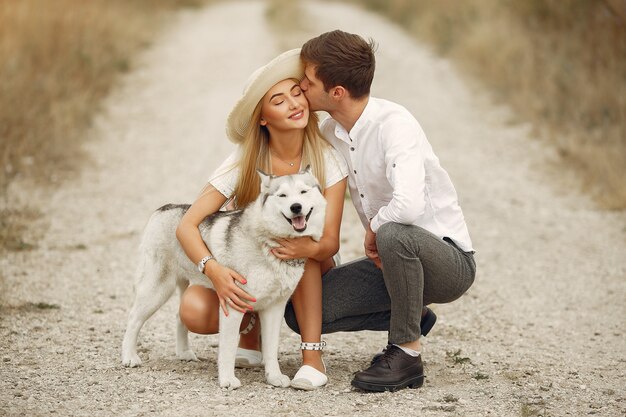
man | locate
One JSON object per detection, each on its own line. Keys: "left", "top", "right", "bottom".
{"left": 284, "top": 30, "right": 476, "bottom": 392}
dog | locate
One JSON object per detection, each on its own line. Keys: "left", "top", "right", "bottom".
{"left": 121, "top": 167, "right": 326, "bottom": 389}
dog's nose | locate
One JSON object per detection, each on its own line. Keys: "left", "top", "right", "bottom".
{"left": 290, "top": 203, "right": 302, "bottom": 214}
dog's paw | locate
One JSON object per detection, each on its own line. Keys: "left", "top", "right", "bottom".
{"left": 219, "top": 376, "right": 241, "bottom": 390}
{"left": 176, "top": 349, "right": 198, "bottom": 362}
{"left": 122, "top": 353, "right": 142, "bottom": 368}
{"left": 266, "top": 373, "right": 291, "bottom": 388}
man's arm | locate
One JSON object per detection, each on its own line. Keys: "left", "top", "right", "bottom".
{"left": 370, "top": 117, "right": 428, "bottom": 233}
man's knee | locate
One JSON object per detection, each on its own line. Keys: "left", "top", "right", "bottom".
{"left": 377, "top": 222, "right": 421, "bottom": 256}
{"left": 283, "top": 302, "right": 301, "bottom": 335}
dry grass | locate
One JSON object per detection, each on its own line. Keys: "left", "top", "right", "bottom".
{"left": 346, "top": 0, "right": 626, "bottom": 209}
{"left": 0, "top": 0, "right": 208, "bottom": 250}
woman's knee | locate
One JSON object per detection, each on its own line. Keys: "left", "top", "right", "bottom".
{"left": 179, "top": 285, "right": 219, "bottom": 334}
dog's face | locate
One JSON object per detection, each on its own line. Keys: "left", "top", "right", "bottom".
{"left": 257, "top": 166, "right": 327, "bottom": 239}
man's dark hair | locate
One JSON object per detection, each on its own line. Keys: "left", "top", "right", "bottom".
{"left": 301, "top": 30, "right": 376, "bottom": 100}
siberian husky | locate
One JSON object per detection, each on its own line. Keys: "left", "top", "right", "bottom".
{"left": 121, "top": 167, "right": 326, "bottom": 389}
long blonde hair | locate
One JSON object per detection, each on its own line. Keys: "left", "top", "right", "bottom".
{"left": 233, "top": 90, "right": 329, "bottom": 208}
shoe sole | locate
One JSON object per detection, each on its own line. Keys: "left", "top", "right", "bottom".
{"left": 290, "top": 379, "right": 326, "bottom": 391}
{"left": 351, "top": 374, "right": 424, "bottom": 393}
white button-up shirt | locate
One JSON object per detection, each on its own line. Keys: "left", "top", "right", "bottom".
{"left": 320, "top": 97, "right": 474, "bottom": 252}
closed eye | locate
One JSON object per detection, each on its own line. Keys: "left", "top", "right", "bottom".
{"left": 300, "top": 190, "right": 307, "bottom": 194}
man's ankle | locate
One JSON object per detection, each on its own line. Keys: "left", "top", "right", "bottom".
{"left": 397, "top": 340, "right": 421, "bottom": 353}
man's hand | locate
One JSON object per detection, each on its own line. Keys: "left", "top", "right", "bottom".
{"left": 364, "top": 223, "right": 382, "bottom": 269}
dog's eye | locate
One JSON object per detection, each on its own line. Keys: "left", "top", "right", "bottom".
{"left": 300, "top": 190, "right": 307, "bottom": 194}
{"left": 278, "top": 194, "right": 287, "bottom": 198}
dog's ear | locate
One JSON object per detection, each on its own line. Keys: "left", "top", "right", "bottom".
{"left": 256, "top": 169, "right": 272, "bottom": 192}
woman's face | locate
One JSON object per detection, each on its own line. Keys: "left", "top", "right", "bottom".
{"left": 260, "top": 79, "right": 309, "bottom": 132}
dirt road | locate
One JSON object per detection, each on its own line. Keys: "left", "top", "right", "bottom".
{"left": 1, "top": 1, "right": 625, "bottom": 416}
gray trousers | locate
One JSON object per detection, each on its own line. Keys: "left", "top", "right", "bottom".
{"left": 284, "top": 222, "right": 476, "bottom": 345}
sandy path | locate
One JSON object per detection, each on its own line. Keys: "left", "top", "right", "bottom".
{"left": 1, "top": 1, "right": 625, "bottom": 416}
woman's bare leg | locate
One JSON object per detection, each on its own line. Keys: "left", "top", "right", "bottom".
{"left": 290, "top": 259, "right": 324, "bottom": 372}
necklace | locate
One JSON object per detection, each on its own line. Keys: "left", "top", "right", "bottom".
{"left": 270, "top": 151, "right": 301, "bottom": 167}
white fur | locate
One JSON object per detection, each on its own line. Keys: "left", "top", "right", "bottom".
{"left": 121, "top": 169, "right": 326, "bottom": 389}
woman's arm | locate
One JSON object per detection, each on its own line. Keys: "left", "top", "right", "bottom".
{"left": 272, "top": 178, "right": 347, "bottom": 262}
{"left": 176, "top": 185, "right": 255, "bottom": 315}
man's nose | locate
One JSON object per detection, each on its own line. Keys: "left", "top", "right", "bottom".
{"left": 300, "top": 79, "right": 308, "bottom": 91}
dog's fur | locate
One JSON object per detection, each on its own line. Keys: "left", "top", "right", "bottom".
{"left": 121, "top": 168, "right": 326, "bottom": 389}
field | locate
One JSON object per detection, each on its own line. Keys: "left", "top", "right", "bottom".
{"left": 0, "top": 0, "right": 209, "bottom": 248}
{"left": 347, "top": 0, "right": 626, "bottom": 209}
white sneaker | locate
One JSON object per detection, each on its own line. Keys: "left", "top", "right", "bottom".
{"left": 235, "top": 347, "right": 263, "bottom": 368}
{"left": 290, "top": 362, "right": 328, "bottom": 390}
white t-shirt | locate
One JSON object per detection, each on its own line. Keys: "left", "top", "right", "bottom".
{"left": 320, "top": 97, "right": 474, "bottom": 252}
{"left": 209, "top": 145, "right": 348, "bottom": 199}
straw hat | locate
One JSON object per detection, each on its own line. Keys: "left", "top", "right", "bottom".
{"left": 226, "top": 48, "right": 303, "bottom": 144}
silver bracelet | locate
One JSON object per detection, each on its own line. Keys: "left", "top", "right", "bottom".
{"left": 300, "top": 341, "right": 326, "bottom": 351}
{"left": 197, "top": 255, "right": 214, "bottom": 273}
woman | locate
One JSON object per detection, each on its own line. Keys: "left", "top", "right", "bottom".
{"left": 175, "top": 49, "right": 347, "bottom": 390}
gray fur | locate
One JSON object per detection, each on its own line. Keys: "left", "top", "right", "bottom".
{"left": 157, "top": 203, "right": 190, "bottom": 212}
{"left": 122, "top": 169, "right": 327, "bottom": 390}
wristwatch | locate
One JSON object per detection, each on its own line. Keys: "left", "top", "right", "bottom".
{"left": 197, "top": 255, "right": 214, "bottom": 273}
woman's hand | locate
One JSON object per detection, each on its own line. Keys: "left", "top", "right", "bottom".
{"left": 271, "top": 237, "right": 318, "bottom": 260}
{"left": 205, "top": 262, "right": 256, "bottom": 316}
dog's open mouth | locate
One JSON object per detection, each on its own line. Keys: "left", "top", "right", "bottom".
{"left": 283, "top": 208, "right": 314, "bottom": 233}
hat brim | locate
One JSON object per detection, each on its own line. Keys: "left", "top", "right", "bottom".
{"left": 226, "top": 48, "right": 303, "bottom": 144}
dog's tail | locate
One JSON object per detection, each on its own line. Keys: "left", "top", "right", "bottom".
{"left": 134, "top": 205, "right": 188, "bottom": 286}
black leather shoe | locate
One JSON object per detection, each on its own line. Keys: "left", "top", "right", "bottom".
{"left": 370, "top": 307, "right": 436, "bottom": 365}
{"left": 420, "top": 307, "right": 437, "bottom": 337}
{"left": 352, "top": 345, "right": 424, "bottom": 392}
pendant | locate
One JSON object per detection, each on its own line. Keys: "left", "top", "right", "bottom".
{"left": 289, "top": 162, "right": 294, "bottom": 167}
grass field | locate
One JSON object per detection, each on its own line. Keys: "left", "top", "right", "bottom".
{"left": 0, "top": 0, "right": 209, "bottom": 190}
{"left": 347, "top": 0, "right": 626, "bottom": 209}
{"left": 0, "top": 0, "right": 209, "bottom": 249}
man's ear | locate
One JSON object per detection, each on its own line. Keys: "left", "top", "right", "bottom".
{"left": 330, "top": 86, "right": 347, "bottom": 100}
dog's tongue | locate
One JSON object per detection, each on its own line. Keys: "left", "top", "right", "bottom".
{"left": 291, "top": 215, "right": 306, "bottom": 231}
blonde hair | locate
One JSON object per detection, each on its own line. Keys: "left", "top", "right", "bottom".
{"left": 233, "top": 89, "right": 329, "bottom": 208}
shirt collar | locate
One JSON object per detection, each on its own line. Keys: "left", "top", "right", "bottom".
{"left": 334, "top": 97, "right": 376, "bottom": 143}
